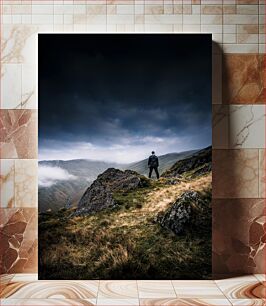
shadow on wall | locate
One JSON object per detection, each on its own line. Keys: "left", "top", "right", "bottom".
{"left": 212, "top": 41, "right": 266, "bottom": 279}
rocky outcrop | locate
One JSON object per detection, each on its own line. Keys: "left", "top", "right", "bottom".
{"left": 74, "top": 168, "right": 150, "bottom": 216}
{"left": 161, "top": 146, "right": 211, "bottom": 178}
{"left": 156, "top": 190, "right": 211, "bottom": 235}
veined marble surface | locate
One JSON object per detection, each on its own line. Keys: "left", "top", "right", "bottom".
{"left": 0, "top": 274, "right": 265, "bottom": 305}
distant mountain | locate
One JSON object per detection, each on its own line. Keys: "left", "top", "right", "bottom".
{"left": 161, "top": 146, "right": 212, "bottom": 178}
{"left": 124, "top": 150, "right": 197, "bottom": 175}
{"left": 38, "top": 149, "right": 202, "bottom": 212}
{"left": 38, "top": 160, "right": 120, "bottom": 212}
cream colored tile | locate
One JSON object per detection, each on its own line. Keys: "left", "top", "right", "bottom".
{"left": 138, "top": 281, "right": 176, "bottom": 298}
{"left": 86, "top": 4, "right": 106, "bottom": 15}
{"left": 1, "top": 281, "right": 99, "bottom": 299}
{"left": 12, "top": 5, "right": 31, "bottom": 14}
{"left": 224, "top": 15, "right": 258, "bottom": 25}
{"left": 259, "top": 150, "right": 265, "bottom": 198}
{"left": 201, "top": 25, "right": 222, "bottom": 33}
{"left": 237, "top": 4, "right": 259, "bottom": 14}
{"left": 172, "top": 281, "right": 225, "bottom": 298}
{"left": 107, "top": 15, "right": 134, "bottom": 24}
{"left": 229, "top": 300, "right": 265, "bottom": 306}
{"left": 213, "top": 105, "right": 229, "bottom": 149}
{"left": 145, "top": 14, "right": 182, "bottom": 24}
{"left": 183, "top": 24, "right": 200, "bottom": 32}
{"left": 96, "top": 299, "right": 139, "bottom": 305}
{"left": 1, "top": 299, "right": 96, "bottom": 305}
{"left": 11, "top": 273, "right": 38, "bottom": 282}
{"left": 215, "top": 276, "right": 259, "bottom": 299}
{"left": 32, "top": 15, "right": 54, "bottom": 24}
{"left": 223, "top": 43, "right": 258, "bottom": 53}
{"left": 98, "top": 281, "right": 138, "bottom": 299}
{"left": 139, "top": 298, "right": 232, "bottom": 305}
{"left": 223, "top": 25, "right": 236, "bottom": 33}
{"left": 254, "top": 274, "right": 266, "bottom": 282}
{"left": 237, "top": 25, "right": 259, "bottom": 34}
{"left": 229, "top": 105, "right": 265, "bottom": 149}
{"left": 183, "top": 14, "right": 200, "bottom": 24}
{"left": 201, "top": 15, "right": 223, "bottom": 24}
{"left": 0, "top": 159, "right": 15, "bottom": 208}
{"left": 21, "top": 63, "right": 36, "bottom": 109}
{"left": 32, "top": 4, "right": 53, "bottom": 14}
{"left": 145, "top": 24, "right": 174, "bottom": 33}
{"left": 237, "top": 33, "right": 259, "bottom": 44}
{"left": 223, "top": 33, "right": 236, "bottom": 43}
{"left": 1, "top": 64, "right": 22, "bottom": 109}
{"left": 87, "top": 15, "right": 107, "bottom": 25}
{"left": 145, "top": 5, "right": 164, "bottom": 15}
{"left": 54, "top": 15, "right": 64, "bottom": 24}
{"left": 15, "top": 159, "right": 37, "bottom": 208}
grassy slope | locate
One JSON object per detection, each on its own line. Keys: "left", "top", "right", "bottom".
{"left": 39, "top": 173, "right": 211, "bottom": 280}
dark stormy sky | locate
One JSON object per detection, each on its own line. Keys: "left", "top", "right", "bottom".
{"left": 39, "top": 34, "right": 212, "bottom": 163}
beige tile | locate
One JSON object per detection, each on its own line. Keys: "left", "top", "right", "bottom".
{"left": 212, "top": 105, "right": 229, "bottom": 149}
{"left": 1, "top": 64, "right": 22, "bottom": 109}
{"left": 229, "top": 300, "right": 266, "bottom": 305}
{"left": 201, "top": 5, "right": 223, "bottom": 14}
{"left": 1, "top": 281, "right": 99, "bottom": 299}
{"left": 15, "top": 159, "right": 37, "bottom": 207}
{"left": 229, "top": 105, "right": 265, "bottom": 149}
{"left": 1, "top": 299, "right": 96, "bottom": 305}
{"left": 96, "top": 299, "right": 139, "bottom": 305}
{"left": 237, "top": 4, "right": 259, "bottom": 14}
{"left": 98, "top": 281, "right": 138, "bottom": 299}
{"left": 140, "top": 298, "right": 232, "bottom": 305}
{"left": 172, "top": 281, "right": 225, "bottom": 298}
{"left": 215, "top": 276, "right": 263, "bottom": 299}
{"left": 0, "top": 159, "right": 15, "bottom": 208}
{"left": 254, "top": 274, "right": 266, "bottom": 283}
{"left": 213, "top": 149, "right": 259, "bottom": 198}
{"left": 138, "top": 281, "right": 176, "bottom": 298}
{"left": 11, "top": 274, "right": 38, "bottom": 282}
{"left": 259, "top": 149, "right": 266, "bottom": 199}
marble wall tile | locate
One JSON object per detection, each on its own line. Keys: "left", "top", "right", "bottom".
{"left": 0, "top": 208, "right": 37, "bottom": 274}
{"left": 213, "top": 149, "right": 259, "bottom": 198}
{"left": 212, "top": 105, "right": 229, "bottom": 149}
{"left": 137, "top": 281, "right": 176, "bottom": 298}
{"left": 1, "top": 25, "right": 37, "bottom": 65}
{"left": 0, "top": 160, "right": 15, "bottom": 208}
{"left": 212, "top": 53, "right": 222, "bottom": 104}
{"left": 259, "top": 149, "right": 265, "bottom": 198}
{"left": 14, "top": 160, "right": 37, "bottom": 208}
{"left": 98, "top": 281, "right": 138, "bottom": 299}
{"left": 229, "top": 105, "right": 265, "bottom": 149}
{"left": 213, "top": 199, "right": 266, "bottom": 275}
{"left": 0, "top": 64, "right": 22, "bottom": 109}
{"left": 223, "top": 54, "right": 264, "bottom": 104}
{"left": 0, "top": 110, "right": 37, "bottom": 159}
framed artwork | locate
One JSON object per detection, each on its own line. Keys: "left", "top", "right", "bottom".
{"left": 38, "top": 34, "right": 212, "bottom": 280}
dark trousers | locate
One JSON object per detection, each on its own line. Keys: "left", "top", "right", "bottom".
{"left": 149, "top": 166, "right": 159, "bottom": 179}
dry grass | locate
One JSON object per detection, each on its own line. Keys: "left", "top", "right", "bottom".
{"left": 39, "top": 173, "right": 212, "bottom": 280}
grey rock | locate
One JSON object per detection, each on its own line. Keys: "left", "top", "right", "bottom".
{"left": 74, "top": 168, "right": 149, "bottom": 216}
{"left": 156, "top": 190, "right": 209, "bottom": 235}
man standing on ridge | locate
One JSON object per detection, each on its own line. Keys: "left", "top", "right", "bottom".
{"left": 148, "top": 151, "right": 159, "bottom": 179}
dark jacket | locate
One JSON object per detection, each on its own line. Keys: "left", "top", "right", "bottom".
{"left": 148, "top": 155, "right": 159, "bottom": 167}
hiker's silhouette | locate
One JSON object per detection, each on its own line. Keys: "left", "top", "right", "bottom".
{"left": 148, "top": 151, "right": 159, "bottom": 179}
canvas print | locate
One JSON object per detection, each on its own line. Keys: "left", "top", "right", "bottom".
{"left": 38, "top": 34, "right": 212, "bottom": 280}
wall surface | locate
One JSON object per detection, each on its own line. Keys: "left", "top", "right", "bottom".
{"left": 0, "top": 0, "right": 265, "bottom": 277}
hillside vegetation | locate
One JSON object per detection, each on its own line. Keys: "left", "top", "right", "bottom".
{"left": 39, "top": 147, "right": 212, "bottom": 280}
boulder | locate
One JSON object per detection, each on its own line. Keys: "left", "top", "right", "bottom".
{"left": 156, "top": 190, "right": 211, "bottom": 235}
{"left": 74, "top": 168, "right": 149, "bottom": 216}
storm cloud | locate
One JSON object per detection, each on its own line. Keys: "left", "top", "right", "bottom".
{"left": 38, "top": 34, "right": 212, "bottom": 162}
